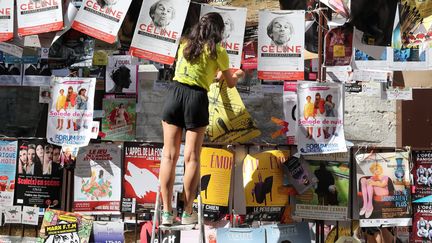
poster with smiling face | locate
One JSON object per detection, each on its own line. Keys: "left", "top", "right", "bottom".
{"left": 129, "top": 0, "right": 190, "bottom": 64}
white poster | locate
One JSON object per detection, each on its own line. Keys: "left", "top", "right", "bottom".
{"left": 105, "top": 55, "right": 138, "bottom": 94}
{"left": 22, "top": 206, "right": 39, "bottom": 225}
{"left": 72, "top": 0, "right": 132, "bottom": 43}
{"left": 4, "top": 205, "right": 21, "bottom": 224}
{"left": 257, "top": 10, "right": 305, "bottom": 80}
{"left": 297, "top": 81, "right": 347, "bottom": 154}
{"left": 0, "top": 140, "right": 17, "bottom": 206}
{"left": 283, "top": 81, "right": 297, "bottom": 145}
{"left": 47, "top": 77, "right": 96, "bottom": 147}
{"left": 16, "top": 0, "right": 63, "bottom": 36}
{"left": 200, "top": 4, "right": 247, "bottom": 69}
{"left": 130, "top": 0, "right": 190, "bottom": 65}
{"left": 0, "top": 1, "right": 14, "bottom": 42}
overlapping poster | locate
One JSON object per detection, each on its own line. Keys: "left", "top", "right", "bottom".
{"left": 243, "top": 150, "right": 290, "bottom": 221}
{"left": 325, "top": 26, "right": 353, "bottom": 67}
{"left": 412, "top": 204, "right": 432, "bottom": 242}
{"left": 71, "top": 0, "right": 132, "bottom": 43}
{"left": 200, "top": 4, "right": 247, "bottom": 69}
{"left": 356, "top": 151, "right": 411, "bottom": 227}
{"left": 0, "top": 1, "right": 14, "bottom": 42}
{"left": 105, "top": 55, "right": 138, "bottom": 94}
{"left": 122, "top": 142, "right": 162, "bottom": 212}
{"left": 92, "top": 221, "right": 124, "bottom": 243}
{"left": 0, "top": 63, "right": 23, "bottom": 85}
{"left": 101, "top": 96, "right": 136, "bottom": 141}
{"left": 294, "top": 153, "right": 350, "bottom": 221}
{"left": 257, "top": 10, "right": 305, "bottom": 80}
{"left": 0, "top": 139, "right": 17, "bottom": 206}
{"left": 73, "top": 143, "right": 122, "bottom": 214}
{"left": 16, "top": 0, "right": 63, "bottom": 36}
{"left": 130, "top": 0, "right": 190, "bottom": 64}
{"left": 283, "top": 81, "right": 297, "bottom": 144}
{"left": 217, "top": 228, "right": 265, "bottom": 243}
{"left": 22, "top": 206, "right": 39, "bottom": 225}
{"left": 22, "top": 61, "right": 52, "bottom": 87}
{"left": 47, "top": 77, "right": 96, "bottom": 147}
{"left": 14, "top": 139, "right": 63, "bottom": 209}
{"left": 264, "top": 222, "right": 311, "bottom": 243}
{"left": 412, "top": 150, "right": 432, "bottom": 202}
{"left": 206, "top": 81, "right": 261, "bottom": 143}
{"left": 37, "top": 209, "right": 93, "bottom": 243}
{"left": 4, "top": 205, "right": 22, "bottom": 224}
{"left": 297, "top": 81, "right": 346, "bottom": 154}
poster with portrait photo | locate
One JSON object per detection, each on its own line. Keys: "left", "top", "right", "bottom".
{"left": 22, "top": 60, "right": 52, "bottom": 87}
{"left": 200, "top": 4, "right": 247, "bottom": 69}
{"left": 0, "top": 1, "right": 14, "bottom": 42}
{"left": 16, "top": 0, "right": 63, "bottom": 36}
{"left": 47, "top": 77, "right": 96, "bottom": 147}
{"left": 412, "top": 204, "right": 432, "bottom": 243}
{"left": 72, "top": 0, "right": 132, "bottom": 43}
{"left": 105, "top": 55, "right": 138, "bottom": 94}
{"left": 296, "top": 81, "right": 346, "bottom": 154}
{"left": 257, "top": 10, "right": 305, "bottom": 80}
{"left": 130, "top": 0, "right": 190, "bottom": 64}
{"left": 13, "top": 139, "right": 63, "bottom": 209}
{"left": 0, "top": 63, "right": 22, "bottom": 86}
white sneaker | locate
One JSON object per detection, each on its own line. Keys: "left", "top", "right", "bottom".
{"left": 181, "top": 211, "right": 198, "bottom": 225}
{"left": 161, "top": 211, "right": 174, "bottom": 225}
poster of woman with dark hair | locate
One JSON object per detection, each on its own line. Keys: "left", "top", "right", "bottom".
{"left": 105, "top": 56, "right": 137, "bottom": 94}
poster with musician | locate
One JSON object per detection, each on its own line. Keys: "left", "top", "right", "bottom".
{"left": 16, "top": 0, "right": 63, "bottom": 36}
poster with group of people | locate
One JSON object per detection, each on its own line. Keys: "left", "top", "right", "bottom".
{"left": 413, "top": 150, "right": 432, "bottom": 202}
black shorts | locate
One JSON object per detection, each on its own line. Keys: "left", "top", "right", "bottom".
{"left": 162, "top": 81, "right": 209, "bottom": 130}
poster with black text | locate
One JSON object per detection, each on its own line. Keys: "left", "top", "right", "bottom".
{"left": 0, "top": 1, "right": 13, "bottom": 42}
{"left": 16, "top": 0, "right": 63, "bottom": 36}
{"left": 105, "top": 55, "right": 138, "bottom": 94}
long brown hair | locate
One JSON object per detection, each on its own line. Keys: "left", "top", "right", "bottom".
{"left": 183, "top": 12, "right": 225, "bottom": 62}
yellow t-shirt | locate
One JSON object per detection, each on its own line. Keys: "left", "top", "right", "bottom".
{"left": 173, "top": 42, "right": 229, "bottom": 91}
{"left": 304, "top": 102, "right": 314, "bottom": 118}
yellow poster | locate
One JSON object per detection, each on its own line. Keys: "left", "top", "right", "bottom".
{"left": 243, "top": 150, "right": 290, "bottom": 207}
{"left": 206, "top": 81, "right": 261, "bottom": 143}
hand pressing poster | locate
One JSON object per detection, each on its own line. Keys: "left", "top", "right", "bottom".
{"left": 297, "top": 81, "right": 346, "bottom": 154}
{"left": 130, "top": 0, "right": 190, "bottom": 64}
{"left": 200, "top": 4, "right": 247, "bottom": 69}
{"left": 0, "top": 1, "right": 14, "bottom": 42}
{"left": 16, "top": 0, "right": 63, "bottom": 36}
{"left": 257, "top": 10, "right": 305, "bottom": 80}
{"left": 72, "top": 0, "right": 132, "bottom": 43}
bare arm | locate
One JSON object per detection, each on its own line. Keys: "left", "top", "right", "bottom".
{"left": 217, "top": 69, "right": 245, "bottom": 88}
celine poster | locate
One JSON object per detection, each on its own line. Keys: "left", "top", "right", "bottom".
{"left": 412, "top": 204, "right": 432, "bottom": 243}
{"left": 0, "top": 139, "right": 17, "bottom": 206}
{"left": 122, "top": 142, "right": 162, "bottom": 212}
{"left": 200, "top": 4, "right": 247, "bottom": 69}
{"left": 257, "top": 10, "right": 305, "bottom": 80}
{"left": 243, "top": 150, "right": 290, "bottom": 221}
{"left": 72, "top": 0, "right": 132, "bottom": 43}
{"left": 16, "top": 0, "right": 63, "bottom": 36}
{"left": 47, "top": 77, "right": 96, "bottom": 147}
{"left": 101, "top": 96, "right": 136, "bottom": 141}
{"left": 14, "top": 139, "right": 63, "bottom": 209}
{"left": 130, "top": 0, "right": 190, "bottom": 64}
{"left": 356, "top": 151, "right": 412, "bottom": 227}
{"left": 105, "top": 55, "right": 138, "bottom": 94}
{"left": 283, "top": 81, "right": 297, "bottom": 145}
{"left": 0, "top": 1, "right": 13, "bottom": 42}
{"left": 296, "top": 81, "right": 347, "bottom": 154}
{"left": 73, "top": 143, "right": 122, "bottom": 214}
{"left": 412, "top": 150, "right": 432, "bottom": 202}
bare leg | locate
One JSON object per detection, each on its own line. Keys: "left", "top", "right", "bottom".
{"left": 183, "top": 126, "right": 206, "bottom": 214}
{"left": 159, "top": 121, "right": 182, "bottom": 213}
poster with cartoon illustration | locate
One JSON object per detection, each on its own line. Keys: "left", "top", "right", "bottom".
{"left": 16, "top": 0, "right": 63, "bottom": 36}
{"left": 297, "top": 81, "right": 346, "bottom": 154}
{"left": 122, "top": 142, "right": 162, "bottom": 212}
{"left": 0, "top": 1, "right": 14, "bottom": 42}
{"left": 412, "top": 150, "right": 432, "bottom": 202}
{"left": 243, "top": 150, "right": 290, "bottom": 221}
{"left": 356, "top": 151, "right": 411, "bottom": 227}
{"left": 22, "top": 206, "right": 39, "bottom": 225}
{"left": 47, "top": 77, "right": 96, "bottom": 147}
{"left": 105, "top": 55, "right": 138, "bottom": 94}
{"left": 101, "top": 97, "right": 136, "bottom": 141}
{"left": 73, "top": 143, "right": 122, "bottom": 214}
{"left": 0, "top": 139, "right": 17, "bottom": 206}
{"left": 4, "top": 205, "right": 22, "bottom": 224}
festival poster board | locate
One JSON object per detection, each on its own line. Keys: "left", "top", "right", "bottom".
{"left": 4, "top": 205, "right": 22, "bottom": 224}
{"left": 22, "top": 206, "right": 39, "bottom": 226}
{"left": 217, "top": 228, "right": 266, "bottom": 243}
{"left": 412, "top": 204, "right": 432, "bottom": 242}
{"left": 122, "top": 142, "right": 162, "bottom": 213}
{"left": 243, "top": 150, "right": 290, "bottom": 221}
{"left": 47, "top": 77, "right": 96, "bottom": 147}
{"left": 71, "top": 0, "right": 132, "bottom": 43}
{"left": 200, "top": 4, "right": 247, "bottom": 69}
{"left": 73, "top": 143, "right": 122, "bottom": 214}
{"left": 0, "top": 1, "right": 14, "bottom": 42}
{"left": 283, "top": 81, "right": 297, "bottom": 145}
{"left": 0, "top": 139, "right": 17, "bottom": 206}
{"left": 296, "top": 81, "right": 347, "bottom": 154}
{"left": 264, "top": 222, "right": 311, "bottom": 243}
{"left": 92, "top": 221, "right": 124, "bottom": 243}
{"left": 294, "top": 153, "right": 350, "bottom": 221}
{"left": 130, "top": 0, "right": 190, "bottom": 64}
{"left": 257, "top": 10, "right": 305, "bottom": 80}
{"left": 206, "top": 81, "right": 261, "bottom": 143}
{"left": 355, "top": 151, "right": 412, "bottom": 227}
{"left": 101, "top": 96, "right": 136, "bottom": 141}
{"left": 14, "top": 139, "right": 63, "bottom": 209}
{"left": 16, "top": 0, "right": 63, "bottom": 36}
{"left": 37, "top": 209, "right": 93, "bottom": 243}
{"left": 105, "top": 55, "right": 138, "bottom": 94}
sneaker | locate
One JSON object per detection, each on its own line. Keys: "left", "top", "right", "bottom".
{"left": 181, "top": 211, "right": 198, "bottom": 225}
{"left": 161, "top": 211, "right": 174, "bottom": 225}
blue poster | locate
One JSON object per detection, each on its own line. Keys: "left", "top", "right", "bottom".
{"left": 264, "top": 223, "right": 311, "bottom": 243}
{"left": 93, "top": 221, "right": 125, "bottom": 243}
{"left": 0, "top": 139, "right": 17, "bottom": 206}
{"left": 217, "top": 228, "right": 265, "bottom": 243}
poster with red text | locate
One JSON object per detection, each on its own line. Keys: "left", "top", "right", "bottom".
{"left": 47, "top": 77, "right": 96, "bottom": 147}
{"left": 0, "top": 1, "right": 13, "bottom": 42}
{"left": 296, "top": 81, "right": 346, "bottom": 154}
{"left": 200, "top": 4, "right": 247, "bottom": 69}
{"left": 73, "top": 143, "right": 122, "bottom": 214}
{"left": 257, "top": 10, "right": 305, "bottom": 80}
{"left": 122, "top": 142, "right": 162, "bottom": 213}
{"left": 16, "top": 0, "right": 63, "bottom": 36}
{"left": 72, "top": 0, "right": 132, "bottom": 43}
{"left": 130, "top": 0, "right": 190, "bottom": 64}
